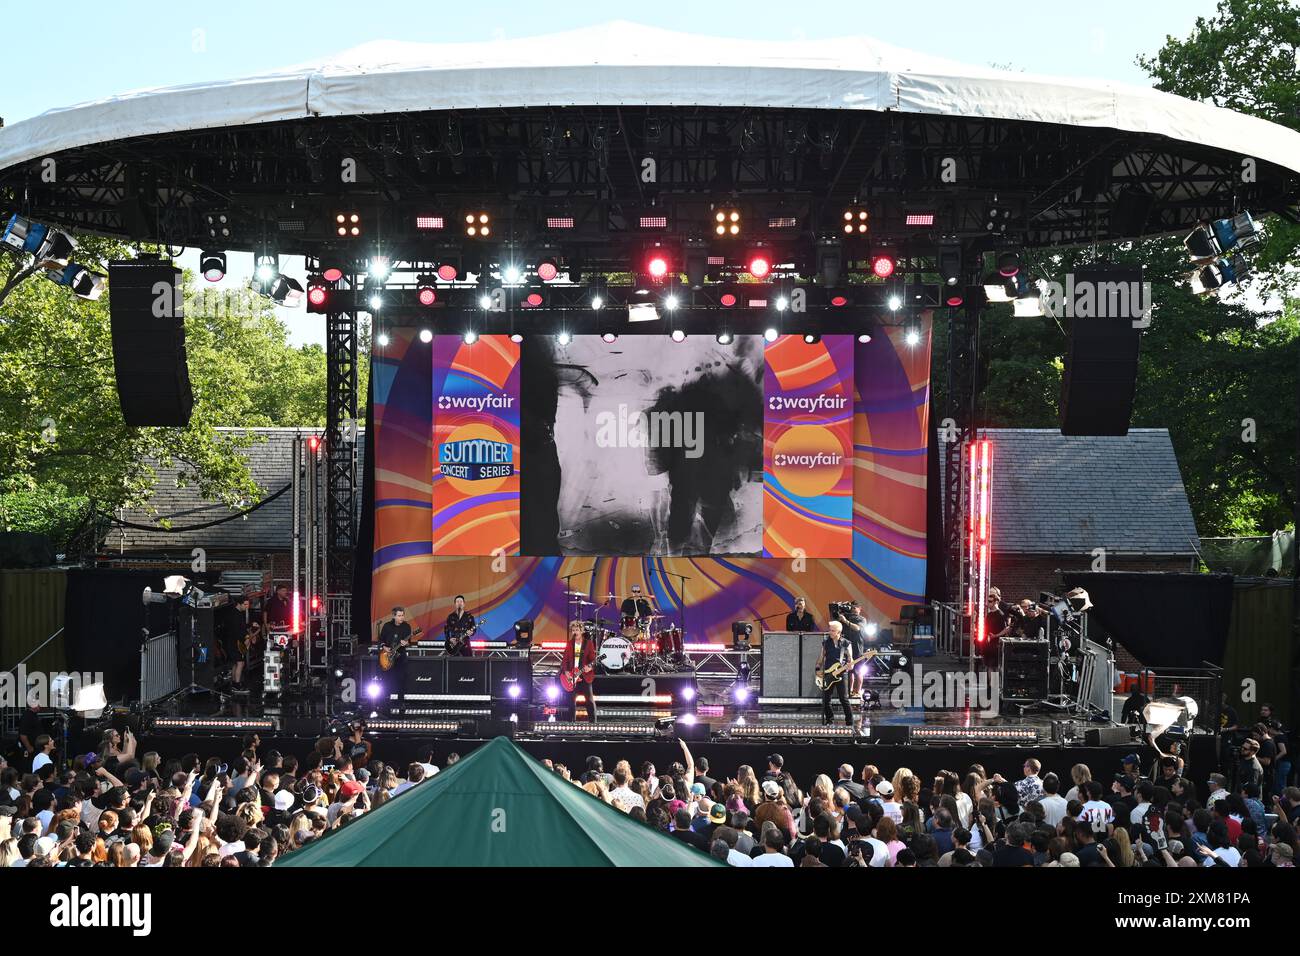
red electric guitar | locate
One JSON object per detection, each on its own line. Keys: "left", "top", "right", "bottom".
{"left": 559, "top": 651, "right": 602, "bottom": 693}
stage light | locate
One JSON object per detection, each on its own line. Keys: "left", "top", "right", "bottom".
{"left": 524, "top": 292, "right": 544, "bottom": 308}
{"left": 938, "top": 242, "right": 962, "bottom": 286}
{"left": 716, "top": 332, "right": 733, "bottom": 344}
{"left": 639, "top": 215, "right": 668, "bottom": 229}
{"left": 663, "top": 294, "right": 679, "bottom": 310}
{"left": 306, "top": 276, "right": 329, "bottom": 309}
{"left": 747, "top": 253, "right": 771, "bottom": 278}
{"left": 463, "top": 331, "right": 478, "bottom": 345}
{"left": 366, "top": 680, "right": 383, "bottom": 701}
{"left": 509, "top": 333, "right": 523, "bottom": 343}
{"left": 864, "top": 622, "right": 879, "bottom": 638}
{"left": 733, "top": 684, "right": 751, "bottom": 704}
{"left": 684, "top": 239, "right": 708, "bottom": 289}
{"left": 368, "top": 257, "right": 390, "bottom": 280}
{"left": 870, "top": 253, "right": 896, "bottom": 278}
{"left": 816, "top": 238, "right": 843, "bottom": 287}
{"left": 719, "top": 291, "right": 737, "bottom": 308}
{"left": 946, "top": 291, "right": 965, "bottom": 307}
{"left": 416, "top": 274, "right": 437, "bottom": 306}
{"left": 857, "top": 332, "right": 872, "bottom": 343}
{"left": 986, "top": 197, "right": 1012, "bottom": 234}
{"left": 256, "top": 261, "right": 276, "bottom": 283}
{"left": 681, "top": 686, "right": 696, "bottom": 702}
{"left": 200, "top": 250, "right": 226, "bottom": 282}
{"left": 503, "top": 264, "right": 523, "bottom": 285}
{"left": 251, "top": 272, "right": 305, "bottom": 308}
{"left": 803, "top": 333, "right": 820, "bottom": 344}
{"left": 205, "top": 212, "right": 232, "bottom": 240}
{"left": 775, "top": 296, "right": 789, "bottom": 312}
{"left": 905, "top": 327, "right": 921, "bottom": 347}
{"left": 1189, "top": 254, "right": 1250, "bottom": 295}
{"left": 436, "top": 262, "right": 459, "bottom": 282}
{"left": 714, "top": 206, "right": 741, "bottom": 237}
{"left": 368, "top": 294, "right": 383, "bottom": 311}
{"left": 49, "top": 264, "right": 105, "bottom": 300}
{"left": 377, "top": 332, "right": 391, "bottom": 346}
{"left": 830, "top": 293, "right": 849, "bottom": 307}
{"left": 888, "top": 295, "right": 902, "bottom": 311}
{"left": 507, "top": 684, "right": 521, "bottom": 699}
{"left": 415, "top": 215, "right": 445, "bottom": 231}
{"left": 545, "top": 684, "right": 560, "bottom": 703}
{"left": 670, "top": 329, "right": 687, "bottom": 342}
{"left": 478, "top": 294, "right": 493, "bottom": 310}
{"left": 764, "top": 327, "right": 779, "bottom": 342}
{"left": 335, "top": 212, "right": 362, "bottom": 237}
{"left": 905, "top": 212, "right": 936, "bottom": 227}
{"left": 591, "top": 294, "right": 604, "bottom": 310}
{"left": 601, "top": 332, "right": 618, "bottom": 343}
{"left": 647, "top": 253, "right": 669, "bottom": 278}
{"left": 546, "top": 216, "right": 577, "bottom": 230}
{"left": 321, "top": 262, "right": 346, "bottom": 283}
{"left": 465, "top": 212, "right": 491, "bottom": 238}
{"left": 997, "top": 252, "right": 1021, "bottom": 277}
{"left": 536, "top": 257, "right": 559, "bottom": 282}
{"left": 842, "top": 205, "right": 869, "bottom": 235}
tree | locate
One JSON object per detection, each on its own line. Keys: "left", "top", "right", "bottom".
{"left": 0, "top": 237, "right": 329, "bottom": 551}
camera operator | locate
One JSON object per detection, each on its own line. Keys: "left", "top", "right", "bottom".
{"left": 982, "top": 587, "right": 1016, "bottom": 670}
{"left": 1015, "top": 599, "right": 1047, "bottom": 640}
{"left": 833, "top": 600, "right": 866, "bottom": 698}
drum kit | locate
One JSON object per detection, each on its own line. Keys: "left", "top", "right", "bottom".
{"left": 565, "top": 590, "right": 691, "bottom": 676}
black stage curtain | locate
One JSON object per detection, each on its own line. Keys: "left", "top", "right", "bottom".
{"left": 1061, "top": 571, "right": 1234, "bottom": 668}
{"left": 64, "top": 568, "right": 172, "bottom": 701}
{"left": 351, "top": 367, "right": 376, "bottom": 642}
{"left": 924, "top": 422, "right": 946, "bottom": 603}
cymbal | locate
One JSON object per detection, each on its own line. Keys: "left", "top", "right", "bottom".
{"left": 563, "top": 590, "right": 586, "bottom": 597}
{"left": 572, "top": 599, "right": 595, "bottom": 607}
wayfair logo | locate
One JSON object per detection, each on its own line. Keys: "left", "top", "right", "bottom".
{"left": 767, "top": 394, "right": 850, "bottom": 413}
{"left": 437, "top": 393, "right": 515, "bottom": 412}
{"left": 595, "top": 403, "right": 704, "bottom": 459}
{"left": 50, "top": 888, "right": 151, "bottom": 936}
{"left": 773, "top": 452, "right": 843, "bottom": 468}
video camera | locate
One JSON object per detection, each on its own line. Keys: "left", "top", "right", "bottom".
{"left": 829, "top": 600, "right": 856, "bottom": 618}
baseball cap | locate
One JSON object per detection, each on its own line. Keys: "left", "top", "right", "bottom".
{"left": 355, "top": 768, "right": 371, "bottom": 783}
{"left": 1122, "top": 753, "right": 1141, "bottom": 766}
{"left": 34, "top": 835, "right": 57, "bottom": 858}
{"left": 761, "top": 780, "right": 781, "bottom": 798}
{"left": 274, "top": 790, "right": 295, "bottom": 812}
{"left": 691, "top": 783, "right": 706, "bottom": 796}
{"left": 709, "top": 803, "right": 727, "bottom": 824}
{"left": 125, "top": 768, "right": 148, "bottom": 788}
{"left": 876, "top": 781, "right": 895, "bottom": 797}
{"left": 766, "top": 753, "right": 784, "bottom": 768}
{"left": 338, "top": 780, "right": 365, "bottom": 800}
{"left": 1114, "top": 774, "right": 1137, "bottom": 790}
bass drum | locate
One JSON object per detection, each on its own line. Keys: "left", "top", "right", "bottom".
{"left": 599, "top": 635, "right": 633, "bottom": 672}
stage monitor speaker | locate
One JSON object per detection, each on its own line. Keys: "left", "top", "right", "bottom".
{"left": 1085, "top": 726, "right": 1134, "bottom": 747}
{"left": 108, "top": 259, "right": 194, "bottom": 426}
{"left": 462, "top": 718, "right": 516, "bottom": 739}
{"left": 859, "top": 725, "right": 911, "bottom": 746}
{"left": 676, "top": 720, "right": 711, "bottom": 741}
{"left": 760, "top": 632, "right": 801, "bottom": 697}
{"left": 1059, "top": 266, "right": 1143, "bottom": 436}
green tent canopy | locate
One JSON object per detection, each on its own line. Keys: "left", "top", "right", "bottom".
{"left": 276, "top": 736, "right": 723, "bottom": 867}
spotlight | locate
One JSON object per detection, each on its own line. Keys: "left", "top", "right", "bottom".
{"left": 663, "top": 294, "right": 679, "bottom": 310}
{"left": 251, "top": 272, "right": 304, "bottom": 307}
{"left": 436, "top": 261, "right": 459, "bottom": 282}
{"left": 829, "top": 293, "right": 849, "bottom": 307}
{"left": 463, "top": 330, "right": 478, "bottom": 345}
{"left": 870, "top": 253, "right": 896, "bottom": 279}
{"left": 986, "top": 197, "right": 1012, "bottom": 234}
{"left": 670, "top": 329, "right": 687, "bottom": 342}
{"left": 714, "top": 206, "right": 741, "bottom": 237}
{"left": 48, "top": 264, "right": 105, "bottom": 300}
{"left": 368, "top": 257, "right": 390, "bottom": 280}
{"left": 997, "top": 252, "right": 1021, "bottom": 277}
{"left": 938, "top": 242, "right": 962, "bottom": 286}
{"left": 557, "top": 331, "right": 572, "bottom": 345}
{"left": 465, "top": 212, "right": 491, "bottom": 238}
{"left": 945, "top": 290, "right": 965, "bottom": 307}
{"left": 775, "top": 296, "right": 789, "bottom": 312}
{"left": 536, "top": 257, "right": 559, "bottom": 282}
{"left": 502, "top": 264, "right": 523, "bottom": 285}
{"left": 601, "top": 332, "right": 618, "bottom": 343}
{"left": 681, "top": 686, "right": 696, "bottom": 702}
{"left": 335, "top": 212, "right": 362, "bottom": 237}
{"left": 716, "top": 332, "right": 733, "bottom": 344}
{"left": 256, "top": 261, "right": 276, "bottom": 283}
{"left": 368, "top": 294, "right": 383, "bottom": 311}
{"left": 842, "top": 205, "right": 869, "bottom": 235}
{"left": 764, "top": 327, "right": 779, "bottom": 342}
{"left": 815, "top": 237, "right": 843, "bottom": 286}
{"left": 719, "top": 291, "right": 737, "bottom": 308}
{"left": 377, "top": 332, "right": 391, "bottom": 346}
{"left": 200, "top": 250, "right": 226, "bottom": 282}
{"left": 747, "top": 252, "right": 771, "bottom": 278}
{"left": 888, "top": 295, "right": 902, "bottom": 311}
{"left": 684, "top": 239, "right": 708, "bottom": 288}
{"left": 591, "top": 294, "right": 604, "bottom": 310}
{"left": 905, "top": 328, "right": 921, "bottom": 347}
{"left": 803, "top": 333, "right": 820, "bottom": 344}
{"left": 647, "top": 253, "right": 670, "bottom": 278}
{"left": 306, "top": 275, "right": 330, "bottom": 311}
{"left": 416, "top": 275, "right": 437, "bottom": 306}
{"left": 320, "top": 262, "right": 346, "bottom": 283}
{"left": 204, "top": 212, "right": 232, "bottom": 240}
{"left": 507, "top": 684, "right": 522, "bottom": 699}
{"left": 366, "top": 680, "right": 382, "bottom": 701}
{"left": 857, "top": 332, "right": 872, "bottom": 343}
{"left": 415, "top": 215, "right": 445, "bottom": 231}
{"left": 509, "top": 333, "right": 524, "bottom": 343}
{"left": 478, "top": 293, "right": 493, "bottom": 310}
{"left": 733, "top": 684, "right": 751, "bottom": 704}
{"left": 524, "top": 292, "right": 544, "bottom": 308}
{"left": 545, "top": 683, "right": 560, "bottom": 703}
{"left": 680, "top": 713, "right": 697, "bottom": 726}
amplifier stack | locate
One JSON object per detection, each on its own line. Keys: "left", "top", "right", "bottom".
{"left": 1000, "top": 638, "right": 1049, "bottom": 703}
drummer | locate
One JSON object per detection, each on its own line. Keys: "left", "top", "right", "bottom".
{"left": 620, "top": 584, "right": 654, "bottom": 621}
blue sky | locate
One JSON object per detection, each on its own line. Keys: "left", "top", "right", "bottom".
{"left": 1, "top": 1, "right": 1225, "bottom": 343}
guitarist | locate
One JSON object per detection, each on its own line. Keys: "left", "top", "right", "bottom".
{"left": 443, "top": 595, "right": 476, "bottom": 657}
{"left": 562, "top": 620, "right": 600, "bottom": 722}
{"left": 816, "top": 621, "right": 855, "bottom": 727}
{"left": 377, "top": 606, "right": 413, "bottom": 653}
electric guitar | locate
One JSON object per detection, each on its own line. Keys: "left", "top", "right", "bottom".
{"left": 444, "top": 617, "right": 477, "bottom": 655}
{"left": 559, "top": 654, "right": 603, "bottom": 693}
{"left": 237, "top": 622, "right": 262, "bottom": 658}
{"left": 815, "top": 649, "right": 878, "bottom": 690}
{"left": 378, "top": 625, "right": 423, "bottom": 671}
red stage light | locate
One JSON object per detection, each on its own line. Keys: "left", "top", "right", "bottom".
{"left": 307, "top": 284, "right": 328, "bottom": 307}
{"left": 946, "top": 292, "right": 965, "bottom": 307}
{"left": 871, "top": 254, "right": 895, "bottom": 279}
{"left": 307, "top": 436, "right": 321, "bottom": 453}
{"left": 720, "top": 292, "right": 737, "bottom": 308}
{"left": 647, "top": 254, "right": 669, "bottom": 278}
{"left": 436, "top": 262, "right": 458, "bottom": 282}
{"left": 830, "top": 294, "right": 848, "bottom": 307}
{"left": 418, "top": 287, "right": 437, "bottom": 306}
{"left": 747, "top": 255, "right": 771, "bottom": 279}
{"left": 537, "top": 260, "right": 559, "bottom": 282}
{"left": 525, "top": 292, "right": 544, "bottom": 307}
{"left": 321, "top": 266, "right": 344, "bottom": 283}
{"left": 310, "top": 595, "right": 321, "bottom": 612}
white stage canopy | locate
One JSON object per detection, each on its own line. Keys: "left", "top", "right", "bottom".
{"left": 2, "top": 21, "right": 1298, "bottom": 177}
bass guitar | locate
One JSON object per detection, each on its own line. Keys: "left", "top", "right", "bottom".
{"left": 378, "top": 625, "right": 424, "bottom": 671}
{"left": 815, "top": 649, "right": 878, "bottom": 690}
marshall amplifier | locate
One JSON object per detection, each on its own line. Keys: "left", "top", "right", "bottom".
{"left": 445, "top": 657, "right": 489, "bottom": 697}
{"left": 400, "top": 657, "right": 447, "bottom": 699}
{"left": 489, "top": 657, "right": 533, "bottom": 703}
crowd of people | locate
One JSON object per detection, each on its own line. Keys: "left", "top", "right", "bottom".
{"left": 2, "top": 714, "right": 1297, "bottom": 868}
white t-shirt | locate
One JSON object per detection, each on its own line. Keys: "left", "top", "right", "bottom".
{"left": 418, "top": 763, "right": 438, "bottom": 778}
{"left": 1080, "top": 800, "right": 1115, "bottom": 834}
{"left": 881, "top": 799, "right": 903, "bottom": 823}
{"left": 726, "top": 848, "right": 752, "bottom": 867}
{"left": 1203, "top": 846, "right": 1242, "bottom": 868}
{"left": 390, "top": 781, "right": 416, "bottom": 797}
{"left": 609, "top": 786, "right": 645, "bottom": 810}
{"left": 32, "top": 752, "right": 53, "bottom": 773}
{"left": 954, "top": 792, "right": 974, "bottom": 829}
{"left": 862, "top": 836, "right": 889, "bottom": 867}
{"left": 750, "top": 852, "right": 795, "bottom": 867}
{"left": 1039, "top": 794, "right": 1069, "bottom": 827}
{"left": 1130, "top": 802, "right": 1151, "bottom": 826}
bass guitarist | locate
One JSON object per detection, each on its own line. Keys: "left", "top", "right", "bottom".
{"left": 815, "top": 621, "right": 855, "bottom": 727}
{"left": 444, "top": 595, "right": 476, "bottom": 657}
{"left": 561, "top": 620, "right": 600, "bottom": 722}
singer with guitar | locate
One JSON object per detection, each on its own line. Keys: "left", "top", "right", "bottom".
{"left": 560, "top": 620, "right": 600, "bottom": 722}
{"left": 815, "top": 621, "right": 856, "bottom": 727}
{"left": 444, "top": 595, "right": 476, "bottom": 657}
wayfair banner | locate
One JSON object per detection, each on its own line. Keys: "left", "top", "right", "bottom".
{"left": 432, "top": 334, "right": 521, "bottom": 555}
{"left": 762, "top": 334, "right": 854, "bottom": 557}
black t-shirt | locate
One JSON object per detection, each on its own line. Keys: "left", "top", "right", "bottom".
{"left": 1074, "top": 842, "right": 1104, "bottom": 867}
{"left": 620, "top": 597, "right": 653, "bottom": 618}
{"left": 670, "top": 828, "right": 709, "bottom": 852}
{"left": 839, "top": 613, "right": 865, "bottom": 651}
{"left": 818, "top": 842, "right": 847, "bottom": 867}
{"left": 786, "top": 610, "right": 817, "bottom": 632}
{"left": 264, "top": 594, "right": 294, "bottom": 627}
{"left": 19, "top": 708, "right": 42, "bottom": 748}
{"left": 378, "top": 620, "right": 412, "bottom": 646}
{"left": 821, "top": 637, "right": 850, "bottom": 670}
{"left": 1018, "top": 613, "right": 1047, "bottom": 639}
{"left": 991, "top": 844, "right": 1035, "bottom": 868}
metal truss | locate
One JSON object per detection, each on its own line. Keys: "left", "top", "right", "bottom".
{"left": 325, "top": 306, "right": 358, "bottom": 599}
